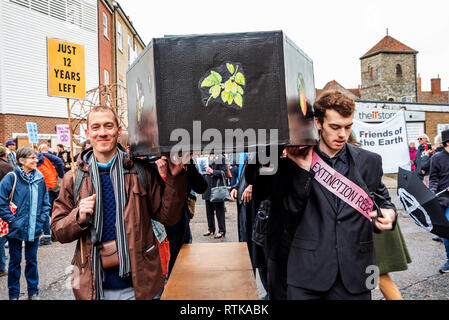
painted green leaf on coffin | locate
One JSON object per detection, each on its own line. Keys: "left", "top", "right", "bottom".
{"left": 221, "top": 90, "right": 230, "bottom": 104}
{"left": 224, "top": 80, "right": 233, "bottom": 92}
{"left": 227, "top": 92, "right": 234, "bottom": 105}
{"left": 235, "top": 72, "right": 246, "bottom": 86}
{"left": 237, "top": 85, "right": 244, "bottom": 95}
{"left": 201, "top": 71, "right": 222, "bottom": 87}
{"left": 234, "top": 93, "right": 243, "bottom": 107}
{"left": 226, "top": 63, "right": 235, "bottom": 74}
{"left": 209, "top": 85, "right": 221, "bottom": 98}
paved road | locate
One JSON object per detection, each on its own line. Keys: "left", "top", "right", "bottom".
{"left": 1, "top": 188, "right": 448, "bottom": 300}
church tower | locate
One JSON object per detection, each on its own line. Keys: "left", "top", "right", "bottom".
{"left": 360, "top": 34, "right": 418, "bottom": 102}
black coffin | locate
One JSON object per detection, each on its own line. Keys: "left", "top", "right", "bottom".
{"left": 126, "top": 30, "right": 318, "bottom": 157}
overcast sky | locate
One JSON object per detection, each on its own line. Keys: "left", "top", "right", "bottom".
{"left": 119, "top": 0, "right": 449, "bottom": 92}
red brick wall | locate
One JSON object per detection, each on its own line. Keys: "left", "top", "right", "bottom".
{"left": 426, "top": 112, "right": 449, "bottom": 144}
{"left": 98, "top": 1, "right": 113, "bottom": 86}
{"left": 0, "top": 114, "right": 5, "bottom": 145}
{"left": 1, "top": 114, "right": 84, "bottom": 148}
{"left": 419, "top": 91, "right": 448, "bottom": 104}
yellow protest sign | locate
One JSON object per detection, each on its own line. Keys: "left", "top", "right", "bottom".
{"left": 47, "top": 38, "right": 85, "bottom": 99}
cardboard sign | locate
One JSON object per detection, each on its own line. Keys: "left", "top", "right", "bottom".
{"left": 26, "top": 122, "right": 39, "bottom": 144}
{"left": 56, "top": 124, "right": 70, "bottom": 145}
{"left": 47, "top": 38, "right": 85, "bottom": 99}
{"left": 195, "top": 156, "right": 210, "bottom": 175}
{"left": 352, "top": 109, "right": 411, "bottom": 174}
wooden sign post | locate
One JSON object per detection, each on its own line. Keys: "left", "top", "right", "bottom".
{"left": 47, "top": 38, "right": 86, "bottom": 270}
{"left": 47, "top": 37, "right": 86, "bottom": 180}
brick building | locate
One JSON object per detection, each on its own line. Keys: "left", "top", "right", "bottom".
{"left": 0, "top": 0, "right": 145, "bottom": 150}
{"left": 360, "top": 35, "right": 418, "bottom": 102}
{"left": 418, "top": 76, "right": 449, "bottom": 104}
{"left": 0, "top": 0, "right": 99, "bottom": 149}
{"left": 98, "top": 0, "right": 114, "bottom": 94}
{"left": 95, "top": 0, "right": 146, "bottom": 127}
{"left": 318, "top": 34, "right": 449, "bottom": 145}
{"left": 316, "top": 80, "right": 361, "bottom": 100}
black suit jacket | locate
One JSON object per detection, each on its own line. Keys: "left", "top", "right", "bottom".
{"left": 429, "top": 148, "right": 449, "bottom": 208}
{"left": 283, "top": 144, "right": 395, "bottom": 294}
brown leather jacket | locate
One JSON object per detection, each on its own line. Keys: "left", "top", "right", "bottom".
{"left": 0, "top": 158, "right": 13, "bottom": 181}
{"left": 51, "top": 157, "right": 187, "bottom": 300}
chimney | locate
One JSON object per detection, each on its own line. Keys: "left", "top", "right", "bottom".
{"left": 431, "top": 77, "right": 441, "bottom": 95}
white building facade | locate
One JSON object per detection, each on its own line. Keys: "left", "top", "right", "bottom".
{"left": 0, "top": 0, "right": 98, "bottom": 147}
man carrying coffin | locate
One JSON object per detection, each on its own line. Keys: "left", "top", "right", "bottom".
{"left": 51, "top": 106, "right": 187, "bottom": 300}
{"left": 282, "top": 90, "right": 397, "bottom": 300}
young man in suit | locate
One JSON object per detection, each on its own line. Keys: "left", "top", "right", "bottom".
{"left": 282, "top": 90, "right": 397, "bottom": 300}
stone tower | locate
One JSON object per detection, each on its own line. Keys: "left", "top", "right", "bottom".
{"left": 360, "top": 35, "right": 418, "bottom": 102}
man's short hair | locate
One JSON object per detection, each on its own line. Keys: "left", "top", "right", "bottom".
{"left": 313, "top": 90, "right": 355, "bottom": 124}
{"left": 87, "top": 106, "right": 120, "bottom": 128}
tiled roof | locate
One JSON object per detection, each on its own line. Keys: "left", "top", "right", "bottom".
{"left": 361, "top": 36, "right": 418, "bottom": 59}
{"left": 316, "top": 80, "right": 361, "bottom": 99}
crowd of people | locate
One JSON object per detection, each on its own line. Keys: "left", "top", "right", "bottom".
{"left": 0, "top": 91, "right": 449, "bottom": 300}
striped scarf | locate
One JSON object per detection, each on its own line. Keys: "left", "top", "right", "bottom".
{"left": 87, "top": 149, "right": 130, "bottom": 299}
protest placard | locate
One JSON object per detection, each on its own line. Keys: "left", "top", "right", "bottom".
{"left": 352, "top": 109, "right": 411, "bottom": 173}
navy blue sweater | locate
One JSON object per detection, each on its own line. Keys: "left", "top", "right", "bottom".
{"left": 99, "top": 165, "right": 132, "bottom": 290}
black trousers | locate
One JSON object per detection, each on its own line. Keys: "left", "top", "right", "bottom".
{"left": 205, "top": 200, "right": 226, "bottom": 234}
{"left": 267, "top": 257, "right": 288, "bottom": 300}
{"left": 287, "top": 272, "right": 371, "bottom": 300}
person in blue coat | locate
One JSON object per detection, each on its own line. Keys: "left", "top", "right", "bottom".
{"left": 0, "top": 147, "right": 51, "bottom": 300}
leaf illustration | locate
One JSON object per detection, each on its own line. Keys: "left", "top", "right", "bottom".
{"left": 234, "top": 93, "right": 243, "bottom": 107}
{"left": 237, "top": 85, "right": 244, "bottom": 95}
{"left": 224, "top": 80, "right": 233, "bottom": 92}
{"left": 226, "top": 63, "right": 235, "bottom": 74}
{"left": 230, "top": 82, "right": 238, "bottom": 94}
{"left": 235, "top": 72, "right": 246, "bottom": 86}
{"left": 209, "top": 85, "right": 221, "bottom": 98}
{"left": 227, "top": 92, "right": 234, "bottom": 105}
{"left": 221, "top": 90, "right": 230, "bottom": 103}
{"left": 201, "top": 71, "right": 222, "bottom": 87}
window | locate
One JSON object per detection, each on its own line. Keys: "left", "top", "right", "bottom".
{"left": 31, "top": 0, "right": 49, "bottom": 15}
{"left": 49, "top": 0, "right": 66, "bottom": 21}
{"left": 396, "top": 64, "right": 402, "bottom": 76}
{"left": 67, "top": 0, "right": 82, "bottom": 27}
{"left": 10, "top": 0, "right": 96, "bottom": 31}
{"left": 103, "top": 12, "right": 108, "bottom": 38}
{"left": 401, "top": 96, "right": 413, "bottom": 102}
{"left": 117, "top": 22, "right": 123, "bottom": 52}
{"left": 104, "top": 69, "right": 109, "bottom": 85}
{"left": 10, "top": 0, "right": 30, "bottom": 8}
{"left": 369, "top": 66, "right": 373, "bottom": 78}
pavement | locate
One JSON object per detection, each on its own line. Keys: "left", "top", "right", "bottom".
{"left": 1, "top": 175, "right": 449, "bottom": 300}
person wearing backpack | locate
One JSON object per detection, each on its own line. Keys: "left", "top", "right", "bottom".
{"left": 51, "top": 106, "right": 187, "bottom": 300}
{"left": 0, "top": 147, "right": 51, "bottom": 300}
{"left": 37, "top": 144, "right": 65, "bottom": 246}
